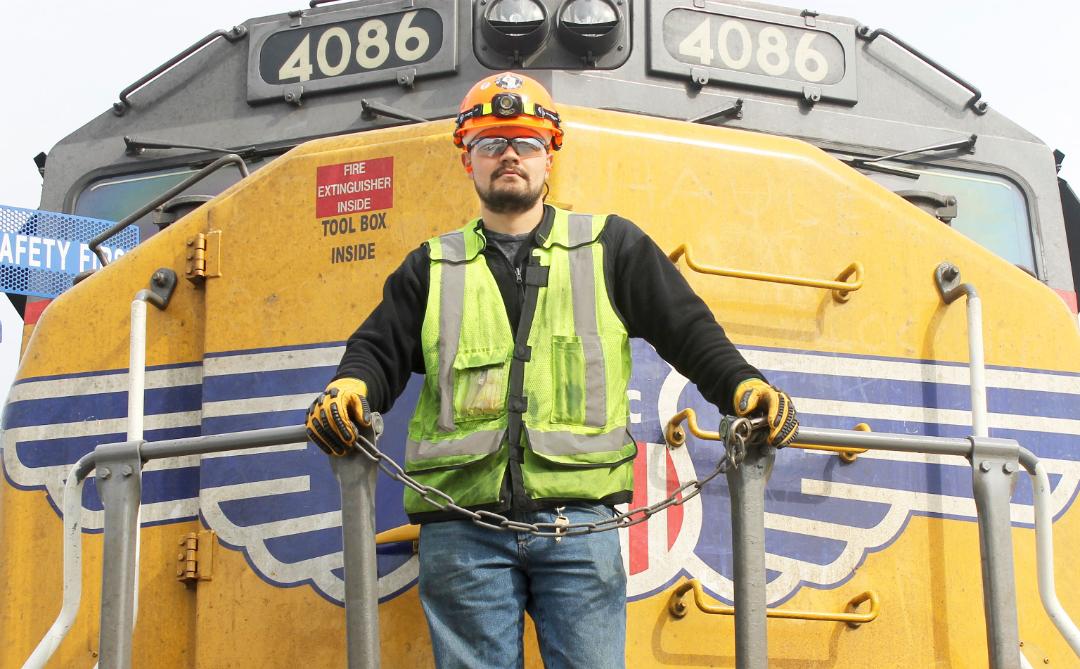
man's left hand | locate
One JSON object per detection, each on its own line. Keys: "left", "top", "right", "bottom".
{"left": 733, "top": 378, "right": 799, "bottom": 448}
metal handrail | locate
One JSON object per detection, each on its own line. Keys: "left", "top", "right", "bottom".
{"left": 663, "top": 411, "right": 1080, "bottom": 666}
{"left": 32, "top": 419, "right": 1079, "bottom": 668}
{"left": 668, "top": 244, "right": 864, "bottom": 302}
{"left": 669, "top": 578, "right": 880, "bottom": 626}
{"left": 20, "top": 454, "right": 95, "bottom": 668}
{"left": 87, "top": 154, "right": 249, "bottom": 267}
{"left": 113, "top": 26, "right": 248, "bottom": 115}
{"left": 855, "top": 26, "right": 988, "bottom": 114}
{"left": 809, "top": 422, "right": 870, "bottom": 463}
{"left": 936, "top": 263, "right": 988, "bottom": 438}
{"left": 936, "top": 262, "right": 1080, "bottom": 663}
{"left": 23, "top": 271, "right": 176, "bottom": 669}
{"left": 665, "top": 407, "right": 867, "bottom": 461}
{"left": 936, "top": 263, "right": 1019, "bottom": 668}
{"left": 1019, "top": 449, "right": 1080, "bottom": 656}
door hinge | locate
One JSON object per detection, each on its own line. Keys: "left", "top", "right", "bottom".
{"left": 185, "top": 230, "right": 222, "bottom": 283}
{"left": 176, "top": 529, "right": 216, "bottom": 584}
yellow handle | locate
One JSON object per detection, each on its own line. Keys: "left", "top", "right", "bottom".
{"left": 664, "top": 408, "right": 720, "bottom": 447}
{"left": 665, "top": 408, "right": 867, "bottom": 461}
{"left": 374, "top": 524, "right": 420, "bottom": 546}
{"left": 791, "top": 422, "right": 871, "bottom": 463}
{"left": 669, "top": 579, "right": 880, "bottom": 627}
{"left": 668, "top": 243, "right": 864, "bottom": 302}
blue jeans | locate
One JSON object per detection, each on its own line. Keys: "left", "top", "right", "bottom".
{"left": 418, "top": 502, "right": 627, "bottom": 669}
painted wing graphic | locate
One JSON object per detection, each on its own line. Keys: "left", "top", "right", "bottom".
{"left": 2, "top": 364, "right": 204, "bottom": 529}
{"left": 5, "top": 340, "right": 1078, "bottom": 608}
{"left": 1, "top": 345, "right": 418, "bottom": 605}
{"left": 196, "top": 345, "right": 417, "bottom": 604}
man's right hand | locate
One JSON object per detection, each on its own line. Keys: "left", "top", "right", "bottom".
{"left": 306, "top": 377, "right": 371, "bottom": 456}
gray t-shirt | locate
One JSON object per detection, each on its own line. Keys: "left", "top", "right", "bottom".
{"left": 483, "top": 228, "right": 531, "bottom": 266}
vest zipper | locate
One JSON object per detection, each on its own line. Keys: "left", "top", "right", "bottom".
{"left": 505, "top": 255, "right": 541, "bottom": 514}
{"left": 509, "top": 263, "right": 527, "bottom": 511}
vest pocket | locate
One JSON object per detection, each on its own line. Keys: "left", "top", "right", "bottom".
{"left": 452, "top": 347, "right": 509, "bottom": 422}
{"left": 551, "top": 335, "right": 586, "bottom": 425}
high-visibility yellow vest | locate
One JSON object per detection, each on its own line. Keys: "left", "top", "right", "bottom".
{"left": 404, "top": 207, "right": 636, "bottom": 516}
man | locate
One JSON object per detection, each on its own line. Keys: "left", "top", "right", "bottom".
{"left": 306, "top": 72, "right": 798, "bottom": 668}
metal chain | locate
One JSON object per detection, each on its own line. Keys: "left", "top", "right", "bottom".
{"left": 346, "top": 413, "right": 762, "bottom": 539}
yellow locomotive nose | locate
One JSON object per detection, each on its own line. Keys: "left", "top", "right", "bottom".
{"left": 4, "top": 2, "right": 1079, "bottom": 669}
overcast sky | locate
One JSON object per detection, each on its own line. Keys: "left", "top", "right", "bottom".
{"left": 0, "top": 1, "right": 1076, "bottom": 398}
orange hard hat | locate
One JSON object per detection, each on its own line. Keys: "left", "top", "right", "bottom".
{"left": 454, "top": 72, "right": 563, "bottom": 151}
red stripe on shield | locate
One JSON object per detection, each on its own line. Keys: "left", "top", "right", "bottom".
{"left": 630, "top": 442, "right": 649, "bottom": 575}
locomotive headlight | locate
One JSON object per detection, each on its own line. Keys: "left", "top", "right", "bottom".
{"left": 482, "top": 0, "right": 550, "bottom": 59}
{"left": 556, "top": 0, "right": 620, "bottom": 58}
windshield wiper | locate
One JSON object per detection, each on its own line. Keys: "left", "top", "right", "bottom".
{"left": 360, "top": 99, "right": 427, "bottom": 123}
{"left": 124, "top": 135, "right": 256, "bottom": 157}
{"left": 839, "top": 135, "right": 977, "bottom": 178}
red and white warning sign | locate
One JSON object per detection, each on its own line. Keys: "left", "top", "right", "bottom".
{"left": 316, "top": 157, "right": 394, "bottom": 218}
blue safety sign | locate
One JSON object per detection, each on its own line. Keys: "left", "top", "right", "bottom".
{"left": 0, "top": 205, "right": 139, "bottom": 298}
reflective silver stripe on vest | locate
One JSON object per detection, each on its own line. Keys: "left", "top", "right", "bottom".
{"left": 526, "top": 425, "right": 629, "bottom": 456}
{"left": 437, "top": 232, "right": 467, "bottom": 432}
{"left": 407, "top": 428, "right": 505, "bottom": 464}
{"left": 567, "top": 214, "right": 607, "bottom": 428}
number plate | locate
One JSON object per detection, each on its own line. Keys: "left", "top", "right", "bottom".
{"left": 246, "top": 1, "right": 456, "bottom": 103}
{"left": 647, "top": 1, "right": 857, "bottom": 104}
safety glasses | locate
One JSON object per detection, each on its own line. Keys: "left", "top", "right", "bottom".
{"left": 468, "top": 136, "right": 549, "bottom": 158}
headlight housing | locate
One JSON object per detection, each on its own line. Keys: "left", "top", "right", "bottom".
{"left": 481, "top": 0, "right": 550, "bottom": 60}
{"left": 556, "top": 0, "right": 620, "bottom": 59}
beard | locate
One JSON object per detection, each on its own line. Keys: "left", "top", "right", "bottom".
{"left": 476, "top": 168, "right": 545, "bottom": 214}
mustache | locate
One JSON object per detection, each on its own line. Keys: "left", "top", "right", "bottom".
{"left": 492, "top": 166, "right": 527, "bottom": 180}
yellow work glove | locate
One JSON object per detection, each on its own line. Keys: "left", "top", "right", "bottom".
{"left": 305, "top": 377, "right": 371, "bottom": 456}
{"left": 733, "top": 378, "right": 799, "bottom": 448}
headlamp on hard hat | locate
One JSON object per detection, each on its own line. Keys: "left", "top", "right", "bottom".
{"left": 492, "top": 92, "right": 524, "bottom": 118}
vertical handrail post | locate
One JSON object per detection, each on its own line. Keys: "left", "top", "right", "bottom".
{"left": 726, "top": 442, "right": 775, "bottom": 669}
{"left": 119, "top": 275, "right": 174, "bottom": 651}
{"left": 965, "top": 290, "right": 988, "bottom": 437}
{"left": 95, "top": 441, "right": 145, "bottom": 669}
{"left": 935, "top": 263, "right": 988, "bottom": 439}
{"left": 126, "top": 294, "right": 149, "bottom": 637}
{"left": 937, "top": 263, "right": 1021, "bottom": 666}
{"left": 128, "top": 297, "right": 148, "bottom": 442}
{"left": 331, "top": 446, "right": 382, "bottom": 669}
{"left": 969, "top": 436, "right": 1022, "bottom": 669}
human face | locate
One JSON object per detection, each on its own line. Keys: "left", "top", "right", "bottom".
{"left": 462, "top": 127, "right": 553, "bottom": 215}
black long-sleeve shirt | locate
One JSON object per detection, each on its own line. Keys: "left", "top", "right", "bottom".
{"left": 335, "top": 206, "right": 762, "bottom": 415}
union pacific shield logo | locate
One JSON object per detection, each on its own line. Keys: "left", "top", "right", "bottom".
{"left": 4, "top": 340, "right": 1080, "bottom": 607}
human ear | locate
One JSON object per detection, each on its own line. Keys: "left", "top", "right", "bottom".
{"left": 461, "top": 152, "right": 473, "bottom": 174}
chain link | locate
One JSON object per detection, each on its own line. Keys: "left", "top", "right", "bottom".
{"left": 349, "top": 413, "right": 762, "bottom": 539}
